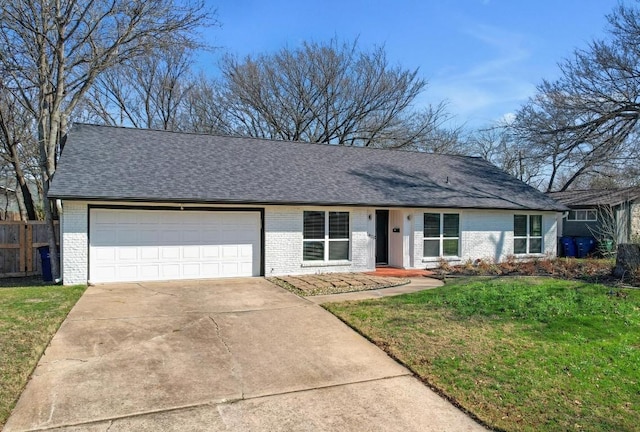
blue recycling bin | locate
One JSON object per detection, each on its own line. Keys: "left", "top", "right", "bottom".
{"left": 37, "top": 246, "right": 53, "bottom": 282}
{"left": 560, "top": 236, "right": 576, "bottom": 258}
{"left": 575, "top": 237, "right": 596, "bottom": 258}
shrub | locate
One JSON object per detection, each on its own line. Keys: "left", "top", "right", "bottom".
{"left": 433, "top": 257, "right": 626, "bottom": 285}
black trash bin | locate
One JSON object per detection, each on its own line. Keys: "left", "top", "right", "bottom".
{"left": 37, "top": 246, "right": 53, "bottom": 282}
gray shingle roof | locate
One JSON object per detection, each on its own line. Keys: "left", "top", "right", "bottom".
{"left": 547, "top": 187, "right": 640, "bottom": 207}
{"left": 49, "top": 124, "right": 567, "bottom": 211}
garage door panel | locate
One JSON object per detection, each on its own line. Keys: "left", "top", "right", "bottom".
{"left": 161, "top": 247, "right": 180, "bottom": 260}
{"left": 161, "top": 230, "right": 182, "bottom": 244}
{"left": 92, "top": 228, "right": 116, "bottom": 245}
{"left": 221, "top": 262, "right": 239, "bottom": 275}
{"left": 140, "top": 264, "right": 160, "bottom": 279}
{"left": 182, "top": 246, "right": 200, "bottom": 259}
{"left": 221, "top": 245, "right": 239, "bottom": 258}
{"left": 93, "top": 248, "right": 116, "bottom": 261}
{"left": 183, "top": 263, "right": 200, "bottom": 277}
{"left": 202, "top": 263, "right": 220, "bottom": 276}
{"left": 117, "top": 266, "right": 138, "bottom": 280}
{"left": 115, "top": 229, "right": 139, "bottom": 246}
{"left": 202, "top": 246, "right": 220, "bottom": 258}
{"left": 140, "top": 247, "right": 159, "bottom": 260}
{"left": 118, "top": 247, "right": 138, "bottom": 261}
{"left": 161, "top": 264, "right": 180, "bottom": 278}
{"left": 90, "top": 209, "right": 261, "bottom": 283}
{"left": 239, "top": 262, "right": 253, "bottom": 274}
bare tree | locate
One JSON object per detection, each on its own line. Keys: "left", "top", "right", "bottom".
{"left": 513, "top": 2, "right": 640, "bottom": 191}
{"left": 468, "top": 122, "right": 542, "bottom": 187}
{"left": 514, "top": 88, "right": 639, "bottom": 192}
{"left": 0, "top": 87, "right": 40, "bottom": 220}
{"left": 184, "top": 75, "right": 234, "bottom": 135}
{"left": 199, "top": 39, "right": 456, "bottom": 148}
{"left": 588, "top": 204, "right": 624, "bottom": 256}
{"left": 0, "top": 0, "right": 213, "bottom": 279}
{"left": 81, "top": 46, "right": 195, "bottom": 130}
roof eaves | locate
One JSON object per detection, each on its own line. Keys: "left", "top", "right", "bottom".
{"left": 53, "top": 194, "right": 567, "bottom": 212}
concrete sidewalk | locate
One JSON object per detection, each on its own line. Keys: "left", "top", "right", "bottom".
{"left": 4, "top": 278, "right": 484, "bottom": 432}
{"left": 308, "top": 277, "right": 443, "bottom": 304}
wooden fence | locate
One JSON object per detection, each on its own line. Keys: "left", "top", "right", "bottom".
{"left": 0, "top": 221, "right": 59, "bottom": 277}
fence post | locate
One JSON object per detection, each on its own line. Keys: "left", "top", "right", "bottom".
{"left": 18, "top": 223, "right": 26, "bottom": 273}
{"left": 26, "top": 224, "right": 33, "bottom": 273}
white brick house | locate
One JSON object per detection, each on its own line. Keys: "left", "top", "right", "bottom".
{"left": 50, "top": 124, "right": 566, "bottom": 285}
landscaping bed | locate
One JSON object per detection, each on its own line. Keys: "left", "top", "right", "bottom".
{"left": 268, "top": 273, "right": 410, "bottom": 296}
{"left": 325, "top": 277, "right": 640, "bottom": 431}
{"left": 0, "top": 284, "right": 85, "bottom": 428}
{"left": 433, "top": 256, "right": 639, "bottom": 286}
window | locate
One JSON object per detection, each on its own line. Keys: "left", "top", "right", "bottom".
{"left": 567, "top": 209, "right": 597, "bottom": 222}
{"left": 514, "top": 215, "right": 542, "bottom": 254}
{"left": 303, "top": 211, "right": 349, "bottom": 261}
{"left": 423, "top": 213, "right": 460, "bottom": 257}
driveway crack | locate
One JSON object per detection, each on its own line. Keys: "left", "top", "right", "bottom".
{"left": 209, "top": 315, "right": 245, "bottom": 400}
{"left": 136, "top": 283, "right": 178, "bottom": 297}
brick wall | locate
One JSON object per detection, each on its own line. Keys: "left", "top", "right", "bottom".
{"left": 264, "top": 206, "right": 373, "bottom": 276}
{"left": 61, "top": 201, "right": 89, "bottom": 285}
{"left": 414, "top": 209, "right": 558, "bottom": 269}
{"left": 59, "top": 200, "right": 559, "bottom": 283}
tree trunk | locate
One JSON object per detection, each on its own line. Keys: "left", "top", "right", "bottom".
{"left": 613, "top": 243, "right": 640, "bottom": 278}
{"left": 43, "top": 182, "right": 59, "bottom": 281}
{"left": 38, "top": 112, "right": 61, "bottom": 281}
{"left": 17, "top": 175, "right": 36, "bottom": 220}
{"left": 8, "top": 151, "right": 37, "bottom": 220}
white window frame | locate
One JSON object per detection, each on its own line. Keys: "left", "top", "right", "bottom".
{"left": 423, "top": 212, "right": 460, "bottom": 258}
{"left": 566, "top": 209, "right": 597, "bottom": 222}
{"left": 514, "top": 214, "right": 543, "bottom": 255}
{"left": 302, "top": 211, "right": 350, "bottom": 262}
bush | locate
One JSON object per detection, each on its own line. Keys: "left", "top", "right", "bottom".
{"left": 435, "top": 257, "right": 622, "bottom": 285}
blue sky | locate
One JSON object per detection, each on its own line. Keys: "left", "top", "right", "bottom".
{"left": 200, "top": 0, "right": 620, "bottom": 128}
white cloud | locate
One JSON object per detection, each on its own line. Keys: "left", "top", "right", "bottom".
{"left": 499, "top": 112, "right": 516, "bottom": 125}
{"left": 425, "top": 23, "right": 537, "bottom": 127}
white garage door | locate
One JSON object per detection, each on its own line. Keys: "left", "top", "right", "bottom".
{"left": 89, "top": 209, "right": 261, "bottom": 283}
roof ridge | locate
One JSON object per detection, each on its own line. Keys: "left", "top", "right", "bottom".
{"left": 548, "top": 187, "right": 640, "bottom": 193}
{"left": 70, "top": 122, "right": 481, "bottom": 160}
{"left": 51, "top": 123, "right": 567, "bottom": 211}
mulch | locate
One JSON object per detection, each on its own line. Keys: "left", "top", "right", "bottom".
{"left": 268, "top": 273, "right": 410, "bottom": 296}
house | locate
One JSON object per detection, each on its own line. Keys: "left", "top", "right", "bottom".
{"left": 48, "top": 124, "right": 567, "bottom": 285}
{"left": 547, "top": 188, "right": 640, "bottom": 247}
{"left": 0, "top": 173, "right": 42, "bottom": 220}
{"left": 0, "top": 179, "right": 25, "bottom": 220}
{"left": 0, "top": 184, "right": 19, "bottom": 220}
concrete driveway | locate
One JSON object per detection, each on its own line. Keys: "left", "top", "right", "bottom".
{"left": 5, "top": 278, "right": 486, "bottom": 431}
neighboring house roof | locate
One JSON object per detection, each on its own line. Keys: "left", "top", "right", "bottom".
{"left": 49, "top": 124, "right": 567, "bottom": 211}
{"left": 547, "top": 188, "right": 640, "bottom": 208}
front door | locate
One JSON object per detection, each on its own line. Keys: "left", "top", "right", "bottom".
{"left": 376, "top": 210, "right": 389, "bottom": 265}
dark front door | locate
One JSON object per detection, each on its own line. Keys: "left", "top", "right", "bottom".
{"left": 376, "top": 210, "right": 389, "bottom": 265}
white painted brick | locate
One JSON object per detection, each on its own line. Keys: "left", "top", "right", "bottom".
{"left": 264, "top": 206, "right": 374, "bottom": 276}
{"left": 59, "top": 200, "right": 560, "bottom": 282}
{"left": 61, "top": 201, "right": 89, "bottom": 285}
{"left": 413, "top": 209, "right": 558, "bottom": 269}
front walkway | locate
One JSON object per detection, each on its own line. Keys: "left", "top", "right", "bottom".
{"left": 5, "top": 277, "right": 483, "bottom": 432}
{"left": 307, "top": 277, "right": 443, "bottom": 304}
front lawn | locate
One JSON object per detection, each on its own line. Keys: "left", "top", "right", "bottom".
{"left": 0, "top": 284, "right": 85, "bottom": 428}
{"left": 325, "top": 277, "right": 640, "bottom": 432}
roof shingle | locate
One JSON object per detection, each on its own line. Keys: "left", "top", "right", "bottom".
{"left": 49, "top": 124, "right": 566, "bottom": 211}
{"left": 547, "top": 188, "right": 640, "bottom": 207}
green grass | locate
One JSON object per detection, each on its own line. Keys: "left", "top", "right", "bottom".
{"left": 325, "top": 277, "right": 640, "bottom": 432}
{"left": 0, "top": 284, "right": 85, "bottom": 428}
